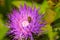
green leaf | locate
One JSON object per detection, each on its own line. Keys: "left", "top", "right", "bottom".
{"left": 46, "top": 24, "right": 57, "bottom": 40}
{"left": 54, "top": 3, "right": 60, "bottom": 20}
{"left": 0, "top": 14, "right": 8, "bottom": 40}
{"left": 44, "top": 9, "right": 56, "bottom": 24}
{"left": 40, "top": 0, "right": 49, "bottom": 13}
{"left": 12, "top": 1, "right": 41, "bottom": 9}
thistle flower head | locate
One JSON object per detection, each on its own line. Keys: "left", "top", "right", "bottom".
{"left": 7, "top": 4, "right": 46, "bottom": 40}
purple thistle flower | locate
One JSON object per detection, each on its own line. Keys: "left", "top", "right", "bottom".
{"left": 7, "top": 4, "right": 46, "bottom": 40}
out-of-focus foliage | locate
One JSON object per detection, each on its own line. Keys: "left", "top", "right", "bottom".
{"left": 12, "top": 1, "right": 41, "bottom": 10}
{"left": 0, "top": 0, "right": 5, "bottom": 6}
{"left": 42, "top": 24, "right": 57, "bottom": 40}
{"left": 44, "top": 9, "right": 56, "bottom": 24}
{"left": 0, "top": 0, "right": 60, "bottom": 40}
{"left": 0, "top": 14, "right": 8, "bottom": 40}
{"left": 54, "top": 3, "right": 60, "bottom": 20}
{"left": 40, "top": 0, "right": 49, "bottom": 13}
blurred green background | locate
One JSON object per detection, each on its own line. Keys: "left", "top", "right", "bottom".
{"left": 0, "top": 0, "right": 60, "bottom": 40}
